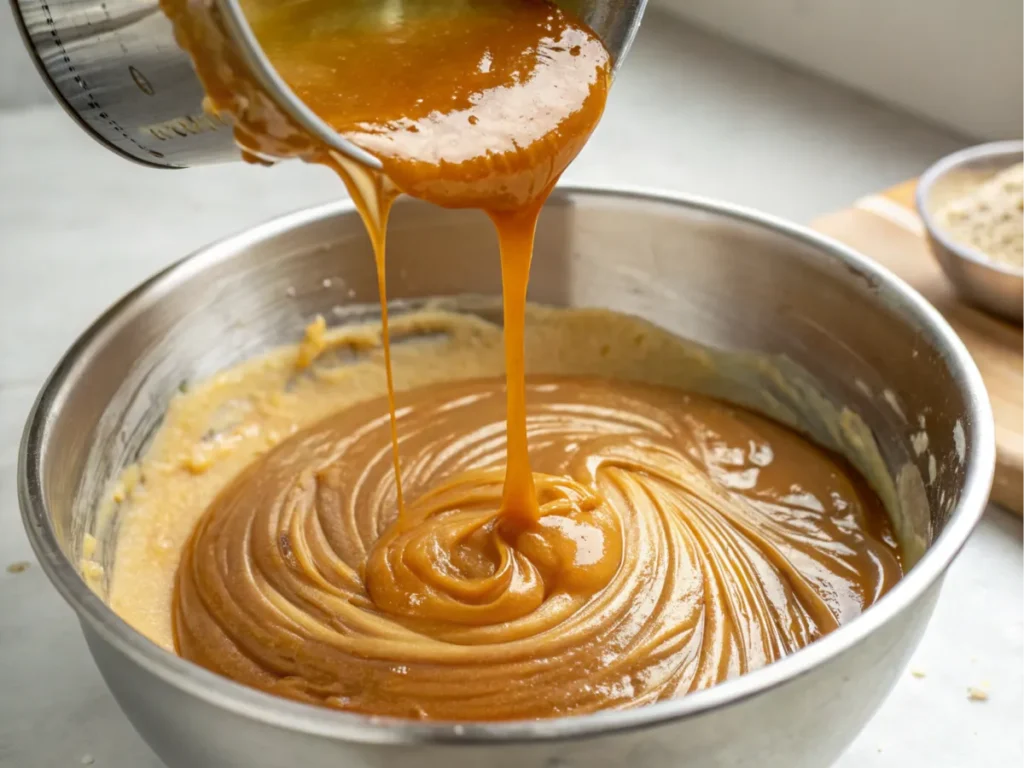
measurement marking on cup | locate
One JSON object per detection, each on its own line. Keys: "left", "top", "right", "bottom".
{"left": 37, "top": 0, "right": 164, "bottom": 160}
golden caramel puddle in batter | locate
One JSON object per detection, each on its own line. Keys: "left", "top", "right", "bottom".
{"left": 109, "top": 0, "right": 909, "bottom": 721}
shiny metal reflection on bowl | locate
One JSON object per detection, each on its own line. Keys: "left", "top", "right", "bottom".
{"left": 19, "top": 188, "right": 994, "bottom": 768}
{"left": 916, "top": 140, "right": 1024, "bottom": 324}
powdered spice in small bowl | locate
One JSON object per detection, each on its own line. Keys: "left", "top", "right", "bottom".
{"left": 918, "top": 141, "right": 1024, "bottom": 324}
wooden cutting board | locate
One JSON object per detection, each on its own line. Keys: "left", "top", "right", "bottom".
{"left": 812, "top": 180, "right": 1022, "bottom": 515}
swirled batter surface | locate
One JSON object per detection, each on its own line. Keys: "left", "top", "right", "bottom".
{"left": 107, "top": 309, "right": 902, "bottom": 721}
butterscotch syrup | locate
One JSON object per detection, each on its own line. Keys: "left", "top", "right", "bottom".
{"left": 237, "top": 0, "right": 610, "bottom": 527}
{"left": 122, "top": 0, "right": 907, "bottom": 721}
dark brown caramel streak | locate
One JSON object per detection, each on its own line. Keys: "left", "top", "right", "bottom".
{"left": 163, "top": 0, "right": 904, "bottom": 720}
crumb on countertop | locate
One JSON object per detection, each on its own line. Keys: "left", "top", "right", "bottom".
{"left": 6, "top": 561, "right": 31, "bottom": 574}
{"left": 967, "top": 687, "right": 989, "bottom": 702}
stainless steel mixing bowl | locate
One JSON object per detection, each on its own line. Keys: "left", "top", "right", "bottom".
{"left": 19, "top": 187, "right": 994, "bottom": 768}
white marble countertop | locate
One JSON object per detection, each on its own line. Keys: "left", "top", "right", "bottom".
{"left": 1, "top": 11, "right": 1021, "bottom": 768}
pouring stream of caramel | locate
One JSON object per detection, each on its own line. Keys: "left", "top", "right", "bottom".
{"left": 249, "top": 0, "right": 612, "bottom": 529}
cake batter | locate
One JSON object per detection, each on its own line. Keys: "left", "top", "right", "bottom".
{"left": 109, "top": 308, "right": 903, "bottom": 720}
{"left": 98, "top": 0, "right": 906, "bottom": 721}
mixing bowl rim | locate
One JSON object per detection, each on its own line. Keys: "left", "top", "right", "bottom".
{"left": 19, "top": 185, "right": 995, "bottom": 745}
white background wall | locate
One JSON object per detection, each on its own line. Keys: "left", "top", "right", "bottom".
{"left": 1, "top": 11, "right": 50, "bottom": 109}
{"left": 654, "top": 0, "right": 1022, "bottom": 140}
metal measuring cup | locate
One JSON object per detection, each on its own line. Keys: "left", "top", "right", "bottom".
{"left": 10, "top": 0, "right": 647, "bottom": 169}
